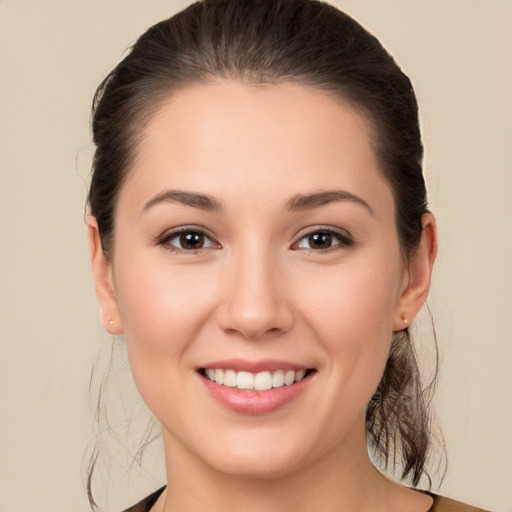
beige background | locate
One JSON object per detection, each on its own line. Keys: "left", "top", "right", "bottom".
{"left": 0, "top": 1, "right": 511, "bottom": 511}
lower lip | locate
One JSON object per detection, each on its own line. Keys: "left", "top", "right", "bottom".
{"left": 200, "top": 373, "right": 312, "bottom": 415}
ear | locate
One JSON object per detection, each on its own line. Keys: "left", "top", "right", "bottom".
{"left": 393, "top": 213, "right": 437, "bottom": 331}
{"left": 87, "top": 217, "right": 124, "bottom": 335}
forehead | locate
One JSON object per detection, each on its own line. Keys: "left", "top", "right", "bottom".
{"left": 120, "top": 81, "right": 393, "bottom": 215}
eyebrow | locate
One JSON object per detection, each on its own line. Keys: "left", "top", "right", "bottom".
{"left": 142, "top": 188, "right": 373, "bottom": 215}
{"left": 286, "top": 190, "right": 374, "bottom": 214}
{"left": 143, "top": 190, "right": 223, "bottom": 212}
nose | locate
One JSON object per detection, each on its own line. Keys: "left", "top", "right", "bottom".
{"left": 216, "top": 248, "right": 294, "bottom": 340}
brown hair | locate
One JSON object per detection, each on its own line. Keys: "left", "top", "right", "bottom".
{"left": 87, "top": 0, "right": 440, "bottom": 505}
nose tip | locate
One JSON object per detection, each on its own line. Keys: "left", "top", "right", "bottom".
{"left": 223, "top": 308, "right": 289, "bottom": 340}
{"left": 217, "top": 259, "right": 293, "bottom": 340}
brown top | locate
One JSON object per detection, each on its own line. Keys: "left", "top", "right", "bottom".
{"left": 121, "top": 487, "right": 491, "bottom": 512}
{"left": 121, "top": 487, "right": 163, "bottom": 512}
{"left": 428, "top": 494, "right": 490, "bottom": 512}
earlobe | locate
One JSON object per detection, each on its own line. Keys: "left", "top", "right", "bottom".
{"left": 393, "top": 213, "right": 437, "bottom": 331}
{"left": 87, "top": 217, "right": 124, "bottom": 335}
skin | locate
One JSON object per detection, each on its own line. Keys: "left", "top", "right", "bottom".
{"left": 88, "top": 81, "right": 437, "bottom": 512}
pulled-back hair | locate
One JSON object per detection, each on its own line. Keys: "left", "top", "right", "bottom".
{"left": 88, "top": 0, "right": 439, "bottom": 505}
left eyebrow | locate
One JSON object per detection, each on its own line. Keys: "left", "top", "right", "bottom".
{"left": 285, "top": 190, "right": 374, "bottom": 215}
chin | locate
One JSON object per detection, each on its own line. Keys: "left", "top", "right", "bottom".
{"left": 206, "top": 450, "right": 307, "bottom": 480}
{"left": 184, "top": 424, "right": 327, "bottom": 481}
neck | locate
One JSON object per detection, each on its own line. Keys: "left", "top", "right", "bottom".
{"left": 159, "top": 425, "right": 391, "bottom": 512}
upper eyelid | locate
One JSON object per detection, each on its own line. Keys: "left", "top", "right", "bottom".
{"left": 158, "top": 226, "right": 220, "bottom": 246}
{"left": 294, "top": 225, "right": 352, "bottom": 241}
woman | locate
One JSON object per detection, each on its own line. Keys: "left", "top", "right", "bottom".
{"left": 86, "top": 0, "right": 489, "bottom": 511}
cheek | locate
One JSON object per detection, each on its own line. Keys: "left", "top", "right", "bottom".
{"left": 112, "top": 256, "right": 220, "bottom": 380}
{"left": 298, "top": 253, "right": 402, "bottom": 388}
{"left": 303, "top": 261, "right": 400, "bottom": 339}
{"left": 111, "top": 259, "right": 227, "bottom": 433}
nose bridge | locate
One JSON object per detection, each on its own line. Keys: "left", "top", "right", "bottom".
{"left": 218, "top": 240, "right": 292, "bottom": 339}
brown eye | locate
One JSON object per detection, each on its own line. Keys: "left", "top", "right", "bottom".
{"left": 180, "top": 231, "right": 206, "bottom": 250}
{"left": 307, "top": 232, "right": 333, "bottom": 249}
{"left": 161, "top": 228, "right": 217, "bottom": 252}
{"left": 295, "top": 229, "right": 352, "bottom": 251}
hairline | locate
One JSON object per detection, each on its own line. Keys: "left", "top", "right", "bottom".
{"left": 102, "top": 75, "right": 404, "bottom": 259}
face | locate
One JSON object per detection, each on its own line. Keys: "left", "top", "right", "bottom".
{"left": 89, "top": 81, "right": 434, "bottom": 479}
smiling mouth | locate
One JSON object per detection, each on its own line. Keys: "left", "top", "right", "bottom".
{"left": 199, "top": 368, "right": 316, "bottom": 392}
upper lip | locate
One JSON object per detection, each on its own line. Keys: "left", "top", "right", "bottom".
{"left": 199, "top": 358, "right": 313, "bottom": 373}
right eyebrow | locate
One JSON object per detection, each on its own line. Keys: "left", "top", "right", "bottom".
{"left": 142, "top": 189, "right": 223, "bottom": 213}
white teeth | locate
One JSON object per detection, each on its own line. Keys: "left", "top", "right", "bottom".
{"left": 284, "top": 370, "right": 296, "bottom": 386}
{"left": 237, "top": 371, "right": 254, "bottom": 390}
{"left": 254, "top": 371, "right": 272, "bottom": 391}
{"left": 214, "top": 368, "right": 224, "bottom": 385}
{"left": 204, "top": 368, "right": 309, "bottom": 391}
{"left": 272, "top": 370, "right": 285, "bottom": 388}
{"left": 223, "top": 369, "right": 237, "bottom": 387}
{"left": 295, "top": 369, "right": 306, "bottom": 382}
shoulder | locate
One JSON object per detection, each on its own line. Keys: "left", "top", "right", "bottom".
{"left": 430, "top": 494, "right": 492, "bottom": 512}
{"left": 120, "top": 486, "right": 165, "bottom": 512}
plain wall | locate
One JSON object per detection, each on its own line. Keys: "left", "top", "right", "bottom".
{"left": 0, "top": 1, "right": 511, "bottom": 511}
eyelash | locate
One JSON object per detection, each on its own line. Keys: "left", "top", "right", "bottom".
{"left": 292, "top": 227, "right": 353, "bottom": 253}
{"left": 157, "top": 226, "right": 220, "bottom": 254}
{"left": 157, "top": 226, "right": 353, "bottom": 254}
